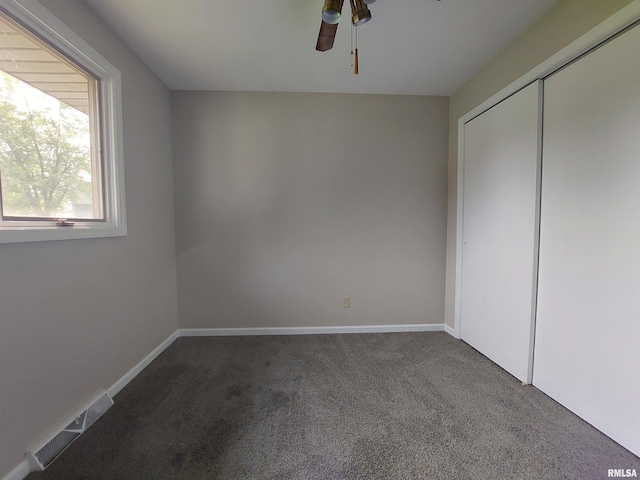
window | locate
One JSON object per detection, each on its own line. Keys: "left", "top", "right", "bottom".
{"left": 0, "top": 0, "right": 125, "bottom": 243}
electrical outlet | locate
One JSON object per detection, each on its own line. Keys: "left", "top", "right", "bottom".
{"left": 342, "top": 296, "right": 350, "bottom": 308}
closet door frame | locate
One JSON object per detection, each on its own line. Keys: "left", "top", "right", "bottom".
{"left": 452, "top": 1, "right": 640, "bottom": 341}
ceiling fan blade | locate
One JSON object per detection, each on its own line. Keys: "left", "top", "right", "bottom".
{"left": 316, "top": 21, "right": 338, "bottom": 52}
{"left": 315, "top": 0, "right": 344, "bottom": 52}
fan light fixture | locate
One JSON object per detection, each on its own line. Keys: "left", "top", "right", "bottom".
{"left": 350, "top": 0, "right": 372, "bottom": 26}
{"left": 322, "top": 0, "right": 343, "bottom": 25}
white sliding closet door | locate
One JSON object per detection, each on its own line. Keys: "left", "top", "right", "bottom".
{"left": 535, "top": 24, "right": 640, "bottom": 456}
{"left": 460, "top": 81, "right": 540, "bottom": 383}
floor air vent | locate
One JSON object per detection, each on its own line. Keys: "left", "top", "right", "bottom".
{"left": 27, "top": 391, "right": 113, "bottom": 470}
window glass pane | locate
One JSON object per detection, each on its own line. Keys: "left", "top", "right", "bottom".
{"left": 0, "top": 14, "right": 101, "bottom": 220}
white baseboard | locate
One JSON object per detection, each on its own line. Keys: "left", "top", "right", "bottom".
{"left": 107, "top": 330, "right": 178, "bottom": 398}
{"left": 107, "top": 325, "right": 444, "bottom": 395}
{"left": 444, "top": 324, "right": 459, "bottom": 338}
{"left": 179, "top": 323, "right": 445, "bottom": 337}
{"left": 1, "top": 460, "right": 29, "bottom": 480}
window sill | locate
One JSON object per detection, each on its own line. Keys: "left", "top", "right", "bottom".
{"left": 0, "top": 223, "right": 127, "bottom": 244}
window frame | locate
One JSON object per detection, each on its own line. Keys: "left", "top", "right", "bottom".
{"left": 0, "top": 0, "right": 126, "bottom": 243}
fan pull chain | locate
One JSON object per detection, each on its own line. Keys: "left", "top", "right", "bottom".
{"left": 350, "top": 23, "right": 354, "bottom": 67}
{"left": 354, "top": 48, "right": 359, "bottom": 75}
{"left": 354, "top": 25, "right": 359, "bottom": 75}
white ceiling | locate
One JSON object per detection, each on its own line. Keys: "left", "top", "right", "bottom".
{"left": 82, "top": 0, "right": 559, "bottom": 96}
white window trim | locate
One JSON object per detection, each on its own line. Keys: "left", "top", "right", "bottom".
{"left": 0, "top": 0, "right": 126, "bottom": 243}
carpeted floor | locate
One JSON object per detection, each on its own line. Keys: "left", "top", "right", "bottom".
{"left": 27, "top": 332, "right": 639, "bottom": 480}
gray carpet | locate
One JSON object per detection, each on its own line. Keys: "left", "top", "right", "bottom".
{"left": 27, "top": 332, "right": 638, "bottom": 480}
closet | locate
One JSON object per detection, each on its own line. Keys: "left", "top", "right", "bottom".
{"left": 459, "top": 21, "right": 640, "bottom": 456}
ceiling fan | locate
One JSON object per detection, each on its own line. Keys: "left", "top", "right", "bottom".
{"left": 315, "top": 0, "right": 375, "bottom": 53}
{"left": 315, "top": 0, "right": 377, "bottom": 74}
{"left": 315, "top": 0, "right": 441, "bottom": 54}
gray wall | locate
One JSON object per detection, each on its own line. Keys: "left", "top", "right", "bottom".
{"left": 444, "top": 0, "right": 634, "bottom": 328}
{"left": 0, "top": 0, "right": 178, "bottom": 476}
{"left": 172, "top": 92, "right": 448, "bottom": 329}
